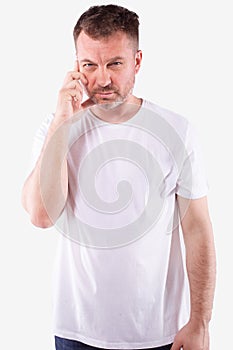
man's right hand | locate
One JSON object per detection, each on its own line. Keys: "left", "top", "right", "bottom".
{"left": 22, "top": 65, "right": 95, "bottom": 228}
{"left": 55, "top": 66, "right": 94, "bottom": 121}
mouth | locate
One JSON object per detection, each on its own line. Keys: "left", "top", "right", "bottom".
{"left": 95, "top": 92, "right": 116, "bottom": 99}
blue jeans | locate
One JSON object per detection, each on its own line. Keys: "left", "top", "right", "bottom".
{"left": 54, "top": 336, "right": 173, "bottom": 350}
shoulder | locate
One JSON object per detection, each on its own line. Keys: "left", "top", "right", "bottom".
{"left": 141, "top": 100, "right": 192, "bottom": 142}
{"left": 143, "top": 100, "right": 189, "bottom": 127}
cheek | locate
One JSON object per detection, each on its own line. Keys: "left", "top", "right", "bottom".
{"left": 124, "top": 61, "right": 137, "bottom": 75}
{"left": 120, "top": 67, "right": 136, "bottom": 84}
{"left": 114, "top": 68, "right": 133, "bottom": 82}
{"left": 81, "top": 72, "right": 95, "bottom": 90}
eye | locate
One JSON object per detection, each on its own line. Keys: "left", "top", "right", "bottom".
{"left": 107, "top": 62, "right": 123, "bottom": 70}
{"left": 109, "top": 62, "right": 122, "bottom": 66}
{"left": 82, "top": 63, "right": 97, "bottom": 71}
{"left": 83, "top": 63, "right": 94, "bottom": 68}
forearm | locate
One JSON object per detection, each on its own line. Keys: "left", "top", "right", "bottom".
{"left": 22, "top": 118, "right": 70, "bottom": 227}
{"left": 22, "top": 66, "right": 92, "bottom": 228}
{"left": 184, "top": 222, "right": 216, "bottom": 324}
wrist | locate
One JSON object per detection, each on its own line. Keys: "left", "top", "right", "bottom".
{"left": 189, "top": 312, "right": 211, "bottom": 329}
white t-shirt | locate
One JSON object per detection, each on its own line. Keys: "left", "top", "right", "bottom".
{"left": 30, "top": 100, "right": 208, "bottom": 349}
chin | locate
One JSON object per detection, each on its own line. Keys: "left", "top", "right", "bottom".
{"left": 97, "top": 101, "right": 124, "bottom": 110}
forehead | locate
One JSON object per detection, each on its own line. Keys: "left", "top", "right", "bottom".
{"left": 76, "top": 31, "right": 134, "bottom": 61}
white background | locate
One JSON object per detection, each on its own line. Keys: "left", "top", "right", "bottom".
{"left": 0, "top": 0, "right": 232, "bottom": 349}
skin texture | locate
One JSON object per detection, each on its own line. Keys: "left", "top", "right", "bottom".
{"left": 77, "top": 32, "right": 139, "bottom": 104}
{"left": 171, "top": 196, "right": 216, "bottom": 350}
{"left": 21, "top": 30, "right": 216, "bottom": 350}
{"left": 76, "top": 31, "right": 143, "bottom": 122}
{"left": 21, "top": 31, "right": 142, "bottom": 226}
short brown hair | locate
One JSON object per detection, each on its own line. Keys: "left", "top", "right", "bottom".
{"left": 73, "top": 4, "right": 139, "bottom": 50}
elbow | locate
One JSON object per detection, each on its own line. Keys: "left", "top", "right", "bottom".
{"left": 30, "top": 212, "right": 54, "bottom": 228}
{"left": 24, "top": 202, "right": 54, "bottom": 228}
{"left": 21, "top": 187, "right": 54, "bottom": 229}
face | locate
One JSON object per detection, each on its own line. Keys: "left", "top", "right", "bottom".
{"left": 76, "top": 31, "right": 142, "bottom": 107}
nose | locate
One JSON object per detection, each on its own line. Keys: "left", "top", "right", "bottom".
{"left": 96, "top": 67, "right": 111, "bottom": 87}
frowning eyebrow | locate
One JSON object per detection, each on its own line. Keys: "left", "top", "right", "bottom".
{"left": 80, "top": 56, "right": 125, "bottom": 64}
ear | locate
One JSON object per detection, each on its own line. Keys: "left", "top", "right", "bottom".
{"left": 135, "top": 50, "right": 142, "bottom": 74}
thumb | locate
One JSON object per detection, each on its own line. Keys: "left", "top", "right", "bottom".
{"left": 81, "top": 98, "right": 95, "bottom": 110}
{"left": 170, "top": 341, "right": 183, "bottom": 350}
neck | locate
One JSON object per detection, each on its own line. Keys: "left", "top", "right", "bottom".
{"left": 90, "top": 96, "right": 142, "bottom": 124}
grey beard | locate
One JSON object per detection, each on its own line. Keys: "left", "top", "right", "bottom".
{"left": 96, "top": 101, "right": 124, "bottom": 111}
{"left": 92, "top": 88, "right": 134, "bottom": 110}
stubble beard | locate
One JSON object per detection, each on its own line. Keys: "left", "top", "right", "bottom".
{"left": 86, "top": 79, "right": 135, "bottom": 111}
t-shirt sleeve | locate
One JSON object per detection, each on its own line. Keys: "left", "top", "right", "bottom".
{"left": 27, "top": 114, "right": 54, "bottom": 175}
{"left": 176, "top": 122, "right": 209, "bottom": 199}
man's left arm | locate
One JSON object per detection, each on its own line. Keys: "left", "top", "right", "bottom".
{"left": 171, "top": 196, "right": 216, "bottom": 350}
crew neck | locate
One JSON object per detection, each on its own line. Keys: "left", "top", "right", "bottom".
{"left": 88, "top": 99, "right": 146, "bottom": 126}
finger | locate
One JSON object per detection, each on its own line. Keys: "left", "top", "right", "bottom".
{"left": 73, "top": 72, "right": 87, "bottom": 86}
{"left": 74, "top": 59, "right": 79, "bottom": 72}
{"left": 60, "top": 87, "right": 82, "bottom": 103}
{"left": 74, "top": 60, "right": 88, "bottom": 86}
{"left": 63, "top": 71, "right": 87, "bottom": 85}
{"left": 69, "top": 88, "right": 82, "bottom": 100}
{"left": 64, "top": 79, "right": 82, "bottom": 90}
{"left": 63, "top": 80, "right": 78, "bottom": 91}
{"left": 59, "top": 85, "right": 81, "bottom": 103}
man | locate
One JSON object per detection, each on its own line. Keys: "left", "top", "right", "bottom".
{"left": 21, "top": 4, "right": 216, "bottom": 350}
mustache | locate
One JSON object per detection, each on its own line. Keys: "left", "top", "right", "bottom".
{"left": 92, "top": 85, "right": 118, "bottom": 94}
